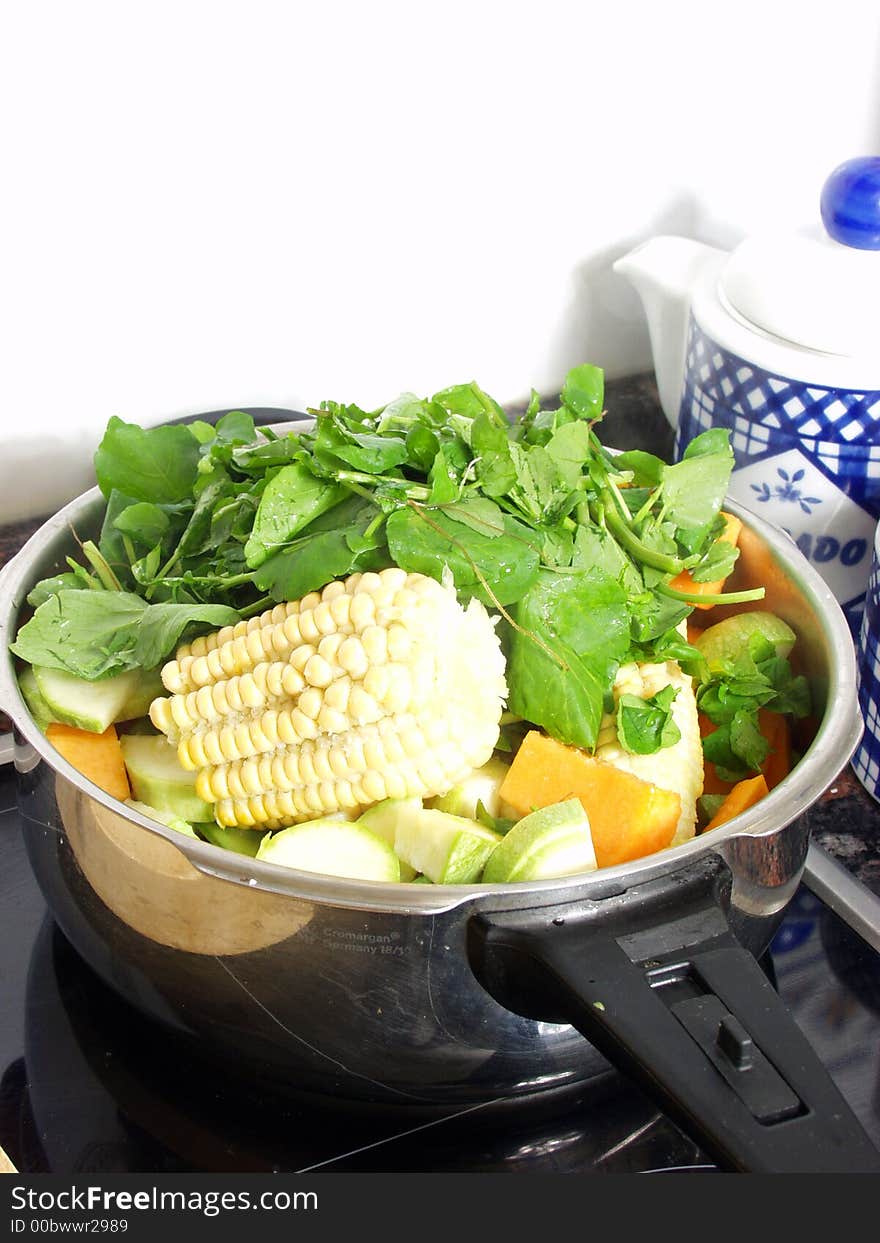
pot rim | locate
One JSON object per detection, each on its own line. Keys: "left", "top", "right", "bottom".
{"left": 0, "top": 456, "right": 863, "bottom": 916}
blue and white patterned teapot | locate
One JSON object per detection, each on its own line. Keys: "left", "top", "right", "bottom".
{"left": 615, "top": 157, "right": 880, "bottom": 634}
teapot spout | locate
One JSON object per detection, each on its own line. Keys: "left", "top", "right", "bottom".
{"left": 614, "top": 237, "right": 724, "bottom": 429}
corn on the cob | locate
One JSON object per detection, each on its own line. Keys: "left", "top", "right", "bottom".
{"left": 149, "top": 568, "right": 508, "bottom": 829}
{"left": 594, "top": 660, "right": 702, "bottom": 846}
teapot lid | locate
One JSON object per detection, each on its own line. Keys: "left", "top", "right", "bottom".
{"left": 720, "top": 156, "right": 880, "bottom": 357}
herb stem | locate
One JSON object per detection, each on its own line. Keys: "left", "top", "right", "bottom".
{"left": 603, "top": 507, "right": 685, "bottom": 575}
{"left": 80, "top": 540, "right": 123, "bottom": 592}
{"left": 656, "top": 582, "right": 766, "bottom": 606}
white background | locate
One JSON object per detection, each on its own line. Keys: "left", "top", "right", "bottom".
{"left": 2, "top": 0, "right": 880, "bottom": 519}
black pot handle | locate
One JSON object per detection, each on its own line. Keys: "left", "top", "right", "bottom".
{"left": 469, "top": 855, "right": 880, "bottom": 1173}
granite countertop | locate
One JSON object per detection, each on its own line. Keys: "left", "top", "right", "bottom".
{"left": 1, "top": 374, "right": 879, "bottom": 910}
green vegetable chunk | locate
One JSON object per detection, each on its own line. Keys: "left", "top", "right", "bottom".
{"left": 17, "top": 668, "right": 55, "bottom": 731}
{"left": 428, "top": 757, "right": 512, "bottom": 820}
{"left": 33, "top": 666, "right": 143, "bottom": 734}
{"left": 126, "top": 800, "right": 198, "bottom": 838}
{"left": 120, "top": 733, "right": 215, "bottom": 823}
{"left": 694, "top": 611, "right": 796, "bottom": 672}
{"left": 482, "top": 800, "right": 597, "bottom": 883}
{"left": 355, "top": 799, "right": 423, "bottom": 881}
{"left": 256, "top": 819, "right": 402, "bottom": 882}
{"left": 197, "top": 823, "right": 266, "bottom": 857}
{"left": 393, "top": 809, "right": 501, "bottom": 884}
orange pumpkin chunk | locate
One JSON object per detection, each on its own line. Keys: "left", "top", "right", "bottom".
{"left": 704, "top": 772, "right": 769, "bottom": 832}
{"left": 499, "top": 730, "right": 681, "bottom": 869}
{"left": 757, "top": 708, "right": 791, "bottom": 791}
{"left": 45, "top": 722, "right": 131, "bottom": 802}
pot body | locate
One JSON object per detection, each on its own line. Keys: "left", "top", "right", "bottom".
{"left": 675, "top": 260, "right": 880, "bottom": 635}
{"left": 0, "top": 482, "right": 862, "bottom": 1113}
{"left": 15, "top": 753, "right": 809, "bottom": 1110}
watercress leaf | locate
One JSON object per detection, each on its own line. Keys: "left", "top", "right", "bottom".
{"left": 113, "top": 502, "right": 171, "bottom": 548}
{"left": 701, "top": 723, "right": 747, "bottom": 780}
{"left": 253, "top": 522, "right": 389, "bottom": 603}
{"left": 170, "top": 472, "right": 232, "bottom": 562}
{"left": 231, "top": 433, "right": 309, "bottom": 473}
{"left": 375, "top": 393, "right": 440, "bottom": 436}
{"left": 525, "top": 445, "right": 560, "bottom": 507}
{"left": 511, "top": 389, "right": 543, "bottom": 441}
{"left": 683, "top": 427, "right": 733, "bottom": 460}
{"left": 628, "top": 590, "right": 691, "bottom": 643}
{"left": 428, "top": 442, "right": 465, "bottom": 504}
{"left": 244, "top": 462, "right": 347, "bottom": 569}
{"left": 432, "top": 381, "right": 506, "bottom": 425}
{"left": 471, "top": 411, "right": 517, "bottom": 497}
{"left": 611, "top": 450, "right": 664, "bottom": 488}
{"left": 26, "top": 573, "right": 87, "bottom": 609}
{"left": 572, "top": 524, "right": 642, "bottom": 594}
{"left": 728, "top": 709, "right": 770, "bottom": 772}
{"left": 10, "top": 590, "right": 148, "bottom": 678}
{"left": 438, "top": 498, "right": 506, "bottom": 538}
{"left": 698, "top": 793, "right": 727, "bottom": 825}
{"left": 616, "top": 685, "right": 681, "bottom": 755}
{"left": 689, "top": 538, "right": 739, "bottom": 583}
{"left": 93, "top": 417, "right": 202, "bottom": 504}
{"left": 314, "top": 416, "right": 409, "bottom": 475}
{"left": 634, "top": 626, "right": 706, "bottom": 676}
{"left": 755, "top": 655, "right": 812, "bottom": 717}
{"left": 97, "top": 489, "right": 143, "bottom": 587}
{"left": 133, "top": 601, "right": 241, "bottom": 670}
{"left": 65, "top": 559, "right": 98, "bottom": 589}
{"left": 540, "top": 525, "right": 575, "bottom": 568}
{"left": 521, "top": 407, "right": 556, "bottom": 446}
{"left": 506, "top": 569, "right": 630, "bottom": 750}
{"left": 658, "top": 442, "right": 734, "bottom": 530}
{"left": 545, "top": 421, "right": 592, "bottom": 488}
{"left": 385, "top": 507, "right": 540, "bottom": 607}
{"left": 186, "top": 420, "right": 218, "bottom": 445}
{"left": 213, "top": 410, "right": 257, "bottom": 444}
{"left": 405, "top": 424, "right": 440, "bottom": 473}
{"left": 131, "top": 544, "right": 163, "bottom": 585}
{"left": 561, "top": 363, "right": 604, "bottom": 421}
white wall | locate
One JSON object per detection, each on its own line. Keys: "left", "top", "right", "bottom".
{"left": 3, "top": 0, "right": 880, "bottom": 519}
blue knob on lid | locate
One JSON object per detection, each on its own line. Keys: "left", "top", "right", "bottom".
{"left": 820, "top": 156, "right": 880, "bottom": 250}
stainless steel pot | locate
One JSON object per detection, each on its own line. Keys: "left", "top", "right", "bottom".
{"left": 1, "top": 480, "right": 878, "bottom": 1173}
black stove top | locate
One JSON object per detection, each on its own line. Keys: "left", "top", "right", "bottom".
{"left": 2, "top": 768, "right": 879, "bottom": 1175}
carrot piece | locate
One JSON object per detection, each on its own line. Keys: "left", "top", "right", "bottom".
{"left": 499, "top": 730, "right": 681, "bottom": 868}
{"left": 669, "top": 512, "right": 744, "bottom": 610}
{"left": 758, "top": 708, "right": 791, "bottom": 790}
{"left": 45, "top": 722, "right": 131, "bottom": 801}
{"left": 704, "top": 772, "right": 769, "bottom": 831}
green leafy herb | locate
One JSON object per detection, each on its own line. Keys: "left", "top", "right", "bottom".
{"left": 10, "top": 589, "right": 238, "bottom": 680}
{"left": 616, "top": 685, "right": 681, "bottom": 755}
{"left": 386, "top": 506, "right": 540, "bottom": 607}
{"left": 244, "top": 463, "right": 346, "bottom": 568}
{"left": 505, "top": 569, "right": 630, "bottom": 750}
{"left": 94, "top": 418, "right": 203, "bottom": 504}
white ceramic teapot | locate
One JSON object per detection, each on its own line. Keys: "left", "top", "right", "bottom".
{"left": 615, "top": 157, "right": 880, "bottom": 633}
